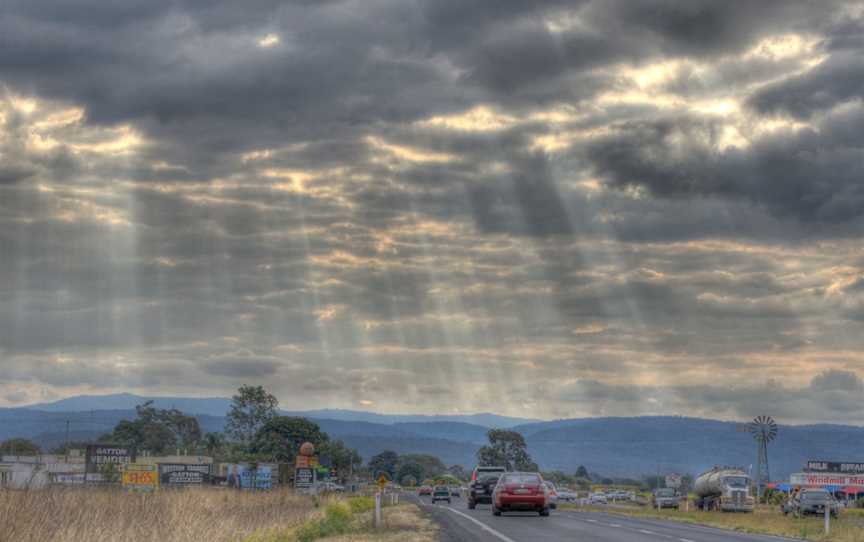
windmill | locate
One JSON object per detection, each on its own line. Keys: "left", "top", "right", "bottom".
{"left": 748, "top": 415, "right": 778, "bottom": 502}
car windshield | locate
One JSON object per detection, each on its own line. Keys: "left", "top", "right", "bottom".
{"left": 478, "top": 474, "right": 501, "bottom": 483}
{"left": 657, "top": 489, "right": 675, "bottom": 496}
{"left": 725, "top": 477, "right": 749, "bottom": 488}
{"left": 502, "top": 474, "right": 541, "bottom": 484}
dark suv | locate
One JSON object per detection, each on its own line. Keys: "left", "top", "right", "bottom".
{"left": 782, "top": 489, "right": 839, "bottom": 518}
{"left": 468, "top": 466, "right": 505, "bottom": 509}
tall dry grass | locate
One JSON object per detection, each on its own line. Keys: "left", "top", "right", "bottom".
{"left": 0, "top": 487, "right": 315, "bottom": 542}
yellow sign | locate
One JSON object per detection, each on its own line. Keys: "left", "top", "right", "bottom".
{"left": 377, "top": 474, "right": 388, "bottom": 489}
{"left": 122, "top": 464, "right": 158, "bottom": 491}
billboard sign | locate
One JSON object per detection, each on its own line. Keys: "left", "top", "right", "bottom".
{"left": 225, "top": 464, "right": 273, "bottom": 490}
{"left": 85, "top": 444, "right": 136, "bottom": 482}
{"left": 790, "top": 472, "right": 864, "bottom": 486}
{"left": 123, "top": 464, "right": 158, "bottom": 491}
{"left": 295, "top": 467, "right": 314, "bottom": 490}
{"left": 158, "top": 464, "right": 211, "bottom": 486}
{"left": 806, "top": 461, "right": 864, "bottom": 474}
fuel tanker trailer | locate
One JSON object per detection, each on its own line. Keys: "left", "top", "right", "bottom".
{"left": 694, "top": 467, "right": 755, "bottom": 512}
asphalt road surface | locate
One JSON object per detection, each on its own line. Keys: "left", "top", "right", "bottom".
{"left": 412, "top": 496, "right": 798, "bottom": 542}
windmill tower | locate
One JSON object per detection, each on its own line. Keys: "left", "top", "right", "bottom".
{"left": 748, "top": 415, "right": 778, "bottom": 502}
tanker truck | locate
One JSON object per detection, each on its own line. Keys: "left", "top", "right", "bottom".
{"left": 694, "top": 467, "right": 755, "bottom": 512}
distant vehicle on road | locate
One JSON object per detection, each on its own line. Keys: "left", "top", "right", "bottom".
{"left": 468, "top": 466, "right": 505, "bottom": 509}
{"left": 543, "top": 481, "right": 558, "bottom": 509}
{"left": 782, "top": 489, "right": 840, "bottom": 518}
{"left": 589, "top": 492, "right": 607, "bottom": 504}
{"left": 491, "top": 472, "right": 551, "bottom": 517}
{"left": 557, "top": 488, "right": 578, "bottom": 502}
{"left": 450, "top": 487, "right": 461, "bottom": 497}
{"left": 652, "top": 488, "right": 679, "bottom": 509}
{"left": 694, "top": 467, "right": 755, "bottom": 512}
{"left": 418, "top": 485, "right": 433, "bottom": 496}
{"left": 432, "top": 485, "right": 452, "bottom": 504}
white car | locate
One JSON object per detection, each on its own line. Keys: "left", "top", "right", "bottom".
{"left": 590, "top": 492, "right": 608, "bottom": 504}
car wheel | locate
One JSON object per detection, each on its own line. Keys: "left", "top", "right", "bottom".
{"left": 539, "top": 508, "right": 550, "bottom": 517}
{"left": 468, "top": 500, "right": 476, "bottom": 510}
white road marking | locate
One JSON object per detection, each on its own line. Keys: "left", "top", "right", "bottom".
{"left": 679, "top": 538, "right": 697, "bottom": 542}
{"left": 441, "top": 507, "right": 520, "bottom": 542}
{"left": 640, "top": 529, "right": 656, "bottom": 534}
{"left": 586, "top": 519, "right": 599, "bottom": 523}
{"left": 610, "top": 523, "right": 622, "bottom": 527}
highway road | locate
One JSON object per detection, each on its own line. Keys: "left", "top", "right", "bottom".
{"left": 413, "top": 497, "right": 798, "bottom": 542}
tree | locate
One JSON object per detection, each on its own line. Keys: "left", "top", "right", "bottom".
{"left": 400, "top": 453, "right": 446, "bottom": 479}
{"left": 0, "top": 438, "right": 41, "bottom": 455}
{"left": 250, "top": 416, "right": 328, "bottom": 462}
{"left": 447, "top": 464, "right": 468, "bottom": 481}
{"left": 368, "top": 450, "right": 399, "bottom": 479}
{"left": 317, "top": 439, "right": 362, "bottom": 481}
{"left": 476, "top": 429, "right": 537, "bottom": 471}
{"left": 101, "top": 401, "right": 202, "bottom": 455}
{"left": 396, "top": 460, "right": 425, "bottom": 486}
{"left": 575, "top": 465, "right": 589, "bottom": 478}
{"left": 201, "top": 432, "right": 226, "bottom": 458}
{"left": 226, "top": 385, "right": 279, "bottom": 446}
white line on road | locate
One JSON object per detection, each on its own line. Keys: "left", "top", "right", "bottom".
{"left": 586, "top": 519, "right": 599, "bottom": 523}
{"left": 679, "top": 538, "right": 697, "bottom": 542}
{"left": 441, "top": 507, "right": 520, "bottom": 542}
{"left": 640, "top": 529, "right": 657, "bottom": 534}
{"left": 610, "top": 523, "right": 622, "bottom": 527}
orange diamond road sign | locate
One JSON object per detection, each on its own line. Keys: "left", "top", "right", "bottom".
{"left": 378, "top": 474, "right": 387, "bottom": 488}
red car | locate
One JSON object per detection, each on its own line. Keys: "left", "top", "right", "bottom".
{"left": 418, "top": 485, "right": 433, "bottom": 496}
{"left": 491, "top": 472, "right": 550, "bottom": 516}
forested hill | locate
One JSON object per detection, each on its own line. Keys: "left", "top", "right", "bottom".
{"left": 3, "top": 405, "right": 863, "bottom": 480}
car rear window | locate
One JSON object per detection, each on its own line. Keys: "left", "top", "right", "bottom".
{"left": 802, "top": 492, "right": 829, "bottom": 501}
{"left": 502, "top": 474, "right": 541, "bottom": 484}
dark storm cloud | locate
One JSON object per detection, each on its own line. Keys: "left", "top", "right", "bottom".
{"left": 583, "top": 109, "right": 864, "bottom": 223}
{"left": 748, "top": 52, "right": 864, "bottom": 119}
{"left": 2, "top": 0, "right": 864, "bottom": 419}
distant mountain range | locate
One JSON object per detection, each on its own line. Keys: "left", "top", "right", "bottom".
{"left": 21, "top": 393, "right": 537, "bottom": 428}
{"left": 5, "top": 393, "right": 864, "bottom": 480}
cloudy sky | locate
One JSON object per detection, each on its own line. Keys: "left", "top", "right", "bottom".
{"left": 1, "top": 0, "right": 863, "bottom": 424}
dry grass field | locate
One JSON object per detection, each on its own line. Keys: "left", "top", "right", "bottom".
{"left": 567, "top": 503, "right": 864, "bottom": 542}
{"left": 0, "top": 487, "right": 315, "bottom": 542}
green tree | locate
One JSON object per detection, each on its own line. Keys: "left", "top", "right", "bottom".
{"left": 400, "top": 453, "right": 446, "bottom": 479}
{"left": 226, "top": 385, "right": 279, "bottom": 446}
{"left": 317, "top": 439, "right": 362, "bottom": 481}
{"left": 0, "top": 438, "right": 41, "bottom": 455}
{"left": 250, "top": 416, "right": 328, "bottom": 462}
{"left": 102, "top": 402, "right": 202, "bottom": 454}
{"left": 368, "top": 450, "right": 399, "bottom": 479}
{"left": 201, "top": 432, "right": 227, "bottom": 458}
{"left": 447, "top": 464, "right": 468, "bottom": 481}
{"left": 575, "top": 465, "right": 589, "bottom": 478}
{"left": 396, "top": 460, "right": 425, "bottom": 486}
{"left": 476, "top": 429, "right": 537, "bottom": 471}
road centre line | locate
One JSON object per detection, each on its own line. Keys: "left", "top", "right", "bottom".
{"left": 440, "top": 506, "right": 520, "bottom": 542}
{"left": 679, "top": 538, "right": 697, "bottom": 542}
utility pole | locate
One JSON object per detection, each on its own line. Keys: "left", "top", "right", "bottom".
{"left": 65, "top": 420, "right": 71, "bottom": 463}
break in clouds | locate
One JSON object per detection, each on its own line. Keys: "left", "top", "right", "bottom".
{"left": 1, "top": 0, "right": 863, "bottom": 424}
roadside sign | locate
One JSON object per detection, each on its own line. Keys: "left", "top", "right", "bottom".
{"left": 665, "top": 474, "right": 682, "bottom": 489}
{"left": 295, "top": 467, "right": 314, "bottom": 490}
{"left": 122, "top": 464, "right": 158, "bottom": 492}
{"left": 377, "top": 474, "right": 388, "bottom": 490}
{"left": 158, "top": 463, "right": 211, "bottom": 487}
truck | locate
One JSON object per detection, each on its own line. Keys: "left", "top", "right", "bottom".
{"left": 694, "top": 467, "right": 755, "bottom": 512}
